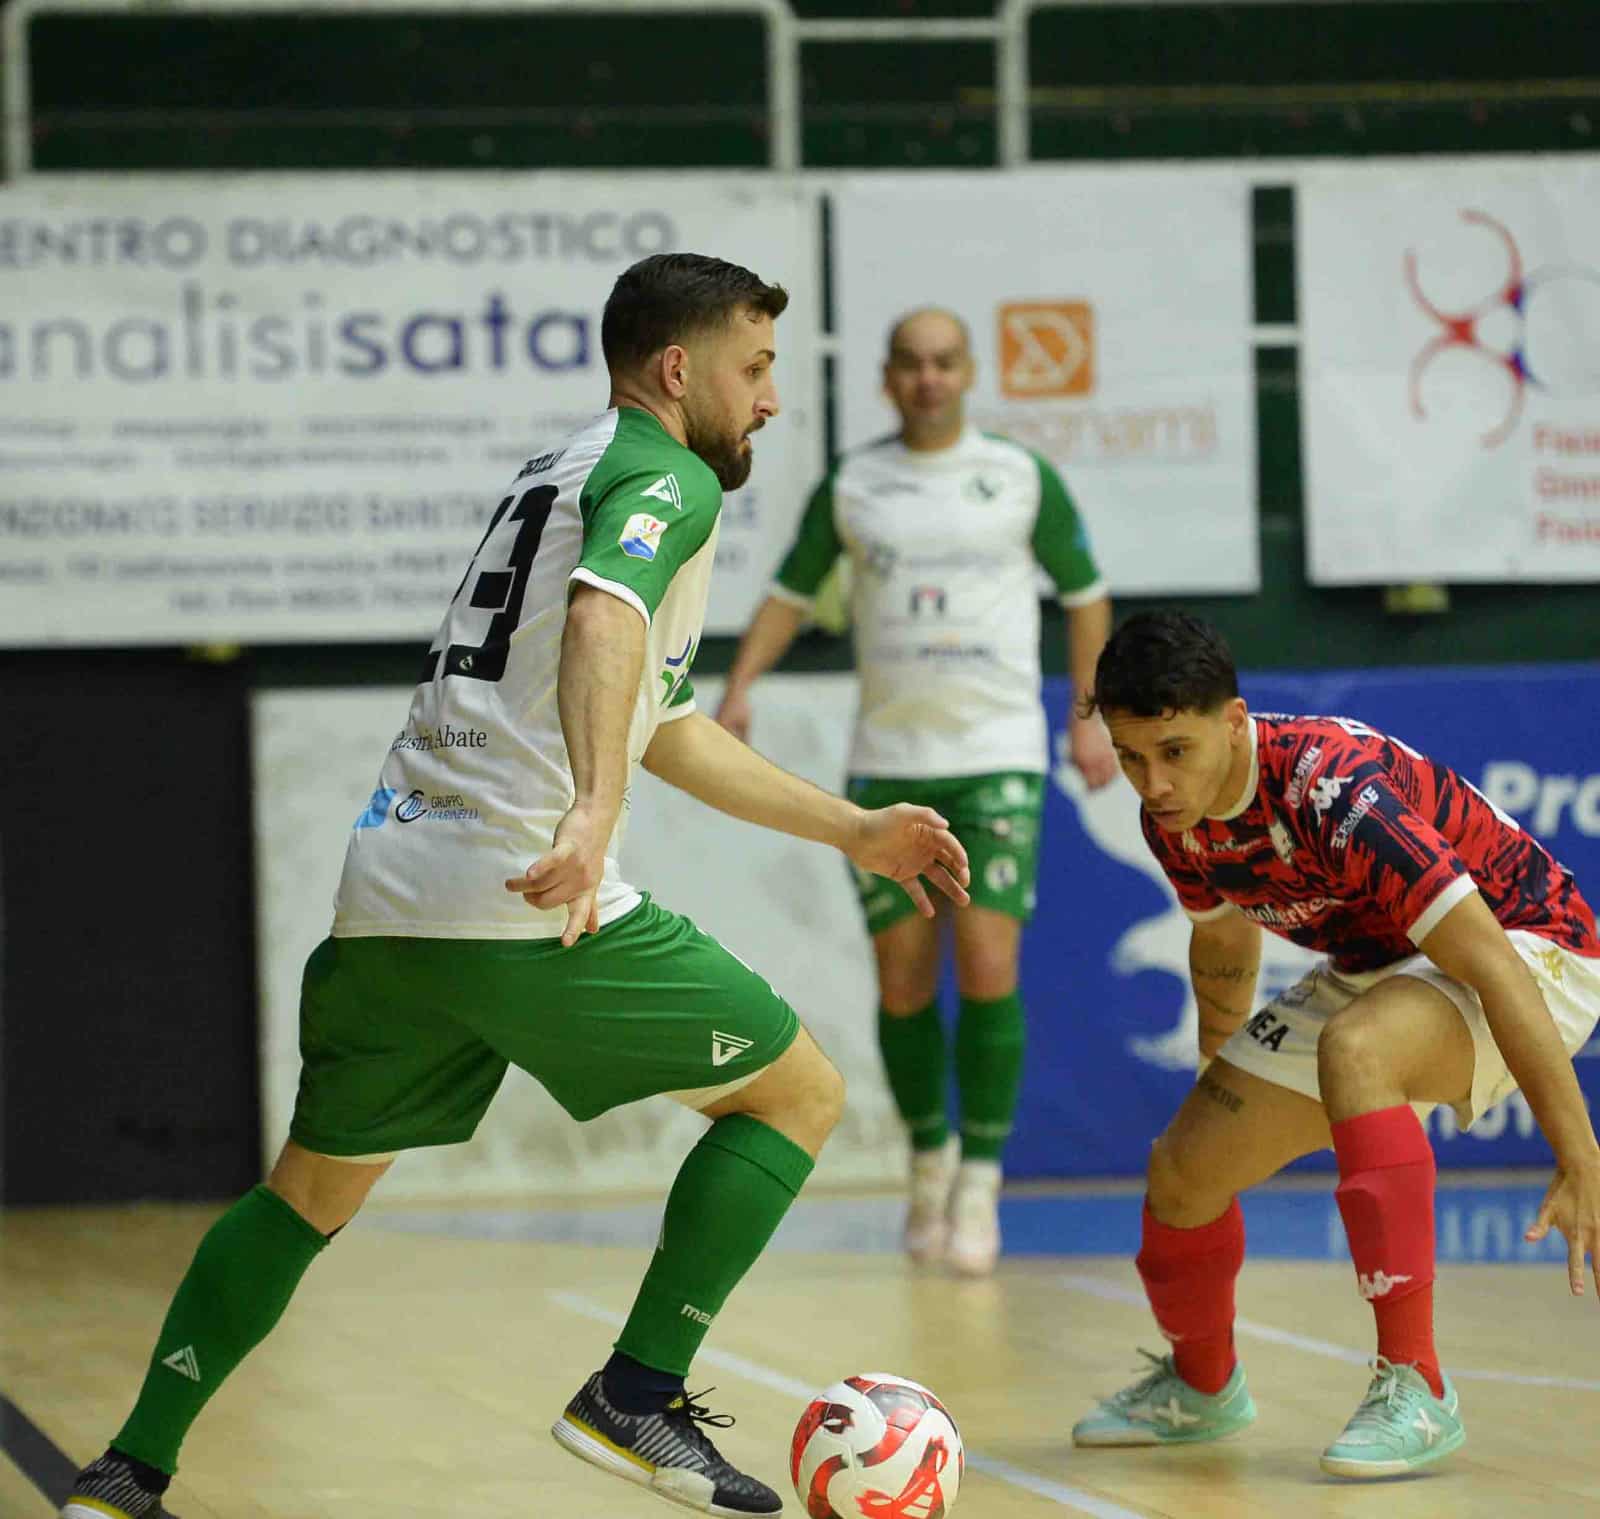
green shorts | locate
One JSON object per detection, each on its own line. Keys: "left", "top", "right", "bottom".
{"left": 845, "top": 771, "right": 1045, "bottom": 935}
{"left": 290, "top": 894, "right": 800, "bottom": 1158}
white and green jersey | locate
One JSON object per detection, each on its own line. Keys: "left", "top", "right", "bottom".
{"left": 333, "top": 407, "right": 719, "bottom": 940}
{"left": 772, "top": 427, "right": 1103, "bottom": 779}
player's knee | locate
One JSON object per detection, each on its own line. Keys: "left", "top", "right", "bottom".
{"left": 879, "top": 976, "right": 938, "bottom": 1016}
{"left": 804, "top": 1056, "right": 847, "bottom": 1135}
{"left": 955, "top": 956, "right": 1017, "bottom": 1001}
{"left": 1145, "top": 1133, "right": 1201, "bottom": 1217}
{"left": 1317, "top": 1008, "right": 1387, "bottom": 1088}
{"left": 766, "top": 1041, "right": 846, "bottom": 1137}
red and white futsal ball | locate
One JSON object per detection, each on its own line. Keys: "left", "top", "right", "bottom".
{"left": 790, "top": 1372, "right": 963, "bottom": 1518}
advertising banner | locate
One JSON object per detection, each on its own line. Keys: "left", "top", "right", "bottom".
{"left": 255, "top": 663, "right": 1598, "bottom": 1194}
{"left": 0, "top": 174, "right": 819, "bottom": 645}
{"left": 1022, "top": 664, "right": 1600, "bottom": 1177}
{"left": 833, "top": 171, "right": 1258, "bottom": 595}
{"left": 1300, "top": 156, "right": 1600, "bottom": 584}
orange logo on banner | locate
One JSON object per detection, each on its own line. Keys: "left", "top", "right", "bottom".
{"left": 998, "top": 302, "right": 1095, "bottom": 398}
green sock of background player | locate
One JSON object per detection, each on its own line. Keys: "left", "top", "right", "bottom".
{"left": 955, "top": 992, "right": 1025, "bottom": 1159}
{"left": 876, "top": 1000, "right": 949, "bottom": 1151}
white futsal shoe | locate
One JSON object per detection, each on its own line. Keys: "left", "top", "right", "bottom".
{"left": 904, "top": 1137, "right": 958, "bottom": 1264}
{"left": 946, "top": 1158, "right": 1002, "bottom": 1277}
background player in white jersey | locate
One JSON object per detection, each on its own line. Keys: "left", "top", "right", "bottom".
{"left": 61, "top": 255, "right": 970, "bottom": 1519}
{"left": 717, "top": 308, "right": 1116, "bottom": 1275}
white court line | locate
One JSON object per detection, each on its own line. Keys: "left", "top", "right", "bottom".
{"left": 549, "top": 1290, "right": 1149, "bottom": 1519}
{"left": 1059, "top": 1273, "right": 1600, "bottom": 1393}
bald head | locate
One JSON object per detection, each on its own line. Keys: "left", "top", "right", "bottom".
{"left": 882, "top": 306, "right": 975, "bottom": 450}
{"left": 886, "top": 307, "right": 971, "bottom": 363}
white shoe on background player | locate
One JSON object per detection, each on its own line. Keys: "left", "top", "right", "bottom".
{"left": 946, "top": 1158, "right": 1002, "bottom": 1277}
{"left": 904, "top": 1137, "right": 958, "bottom": 1264}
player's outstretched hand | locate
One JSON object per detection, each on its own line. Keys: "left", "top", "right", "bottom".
{"left": 503, "top": 803, "right": 608, "bottom": 947}
{"left": 1070, "top": 713, "right": 1120, "bottom": 791}
{"left": 1524, "top": 1157, "right": 1600, "bottom": 1300}
{"left": 847, "top": 803, "right": 971, "bottom": 918}
{"left": 715, "top": 689, "right": 753, "bottom": 743}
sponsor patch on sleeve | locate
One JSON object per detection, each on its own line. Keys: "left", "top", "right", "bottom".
{"left": 619, "top": 512, "right": 670, "bottom": 561}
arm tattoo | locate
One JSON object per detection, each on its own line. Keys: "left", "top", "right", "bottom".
{"left": 1197, "top": 1071, "right": 1243, "bottom": 1114}
{"left": 1195, "top": 990, "right": 1243, "bottom": 1020}
{"left": 1192, "top": 960, "right": 1254, "bottom": 984}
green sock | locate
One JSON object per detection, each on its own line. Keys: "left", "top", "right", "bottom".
{"left": 113, "top": 1185, "right": 328, "bottom": 1474}
{"left": 877, "top": 1001, "right": 949, "bottom": 1151}
{"left": 956, "top": 992, "right": 1026, "bottom": 1161}
{"left": 615, "top": 1114, "right": 813, "bottom": 1375}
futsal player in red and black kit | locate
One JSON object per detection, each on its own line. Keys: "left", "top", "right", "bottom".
{"left": 1070, "top": 611, "right": 1600, "bottom": 1477}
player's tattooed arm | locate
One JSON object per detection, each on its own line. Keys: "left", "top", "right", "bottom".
{"left": 1189, "top": 913, "right": 1263, "bottom": 1061}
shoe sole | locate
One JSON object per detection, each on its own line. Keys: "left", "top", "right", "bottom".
{"left": 1074, "top": 1400, "right": 1257, "bottom": 1449}
{"left": 1073, "top": 1420, "right": 1254, "bottom": 1448}
{"left": 551, "top": 1413, "right": 779, "bottom": 1518}
{"left": 1319, "top": 1426, "right": 1466, "bottom": 1479}
{"left": 63, "top": 1504, "right": 175, "bottom": 1519}
{"left": 947, "top": 1245, "right": 998, "bottom": 1277}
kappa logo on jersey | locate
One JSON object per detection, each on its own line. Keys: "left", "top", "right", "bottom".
{"left": 162, "top": 1345, "right": 201, "bottom": 1382}
{"left": 711, "top": 1030, "right": 755, "bottom": 1067}
{"left": 1308, "top": 774, "right": 1354, "bottom": 818}
{"left": 641, "top": 473, "right": 683, "bottom": 510}
{"left": 998, "top": 300, "right": 1095, "bottom": 398}
{"left": 619, "top": 511, "right": 670, "bottom": 561}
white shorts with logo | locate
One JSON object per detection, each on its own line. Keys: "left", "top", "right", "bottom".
{"left": 1219, "top": 930, "right": 1600, "bottom": 1129}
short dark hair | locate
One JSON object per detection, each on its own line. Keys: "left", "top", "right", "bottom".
{"left": 601, "top": 252, "right": 788, "bottom": 371}
{"left": 1083, "top": 610, "right": 1239, "bottom": 718}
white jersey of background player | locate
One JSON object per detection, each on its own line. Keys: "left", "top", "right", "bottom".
{"left": 719, "top": 307, "right": 1117, "bottom": 1278}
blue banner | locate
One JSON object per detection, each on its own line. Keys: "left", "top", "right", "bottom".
{"left": 1009, "top": 663, "right": 1600, "bottom": 1177}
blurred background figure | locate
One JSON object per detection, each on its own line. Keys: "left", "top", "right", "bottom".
{"left": 718, "top": 307, "right": 1115, "bottom": 1275}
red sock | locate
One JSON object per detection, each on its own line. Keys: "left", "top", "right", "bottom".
{"left": 1135, "top": 1198, "right": 1245, "bottom": 1395}
{"left": 1332, "top": 1105, "right": 1442, "bottom": 1397}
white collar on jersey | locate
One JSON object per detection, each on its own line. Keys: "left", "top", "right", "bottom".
{"left": 1207, "top": 715, "right": 1260, "bottom": 822}
{"left": 893, "top": 425, "right": 981, "bottom": 466}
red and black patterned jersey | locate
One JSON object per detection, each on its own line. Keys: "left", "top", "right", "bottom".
{"left": 1141, "top": 713, "right": 1600, "bottom": 973}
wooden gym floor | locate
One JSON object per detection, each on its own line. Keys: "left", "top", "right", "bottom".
{"left": 4, "top": 1176, "right": 1597, "bottom": 1518}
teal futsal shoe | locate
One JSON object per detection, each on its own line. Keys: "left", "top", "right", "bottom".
{"left": 1319, "top": 1358, "right": 1464, "bottom": 1478}
{"left": 1072, "top": 1350, "right": 1257, "bottom": 1447}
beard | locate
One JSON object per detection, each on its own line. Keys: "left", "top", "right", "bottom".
{"left": 685, "top": 410, "right": 756, "bottom": 491}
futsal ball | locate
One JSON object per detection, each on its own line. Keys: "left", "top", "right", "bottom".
{"left": 790, "top": 1372, "right": 963, "bottom": 1519}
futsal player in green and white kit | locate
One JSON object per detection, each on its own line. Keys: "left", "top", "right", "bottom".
{"left": 62, "top": 255, "right": 970, "bottom": 1519}
{"left": 719, "top": 308, "right": 1115, "bottom": 1276}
